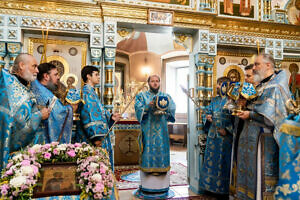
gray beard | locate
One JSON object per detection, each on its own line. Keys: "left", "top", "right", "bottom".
{"left": 253, "top": 73, "right": 263, "bottom": 83}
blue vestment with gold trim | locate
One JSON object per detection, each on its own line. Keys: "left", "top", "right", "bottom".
{"left": 0, "top": 69, "right": 42, "bottom": 170}
{"left": 236, "top": 70, "right": 291, "bottom": 200}
{"left": 75, "top": 84, "right": 114, "bottom": 169}
{"left": 75, "top": 84, "right": 116, "bottom": 200}
{"left": 134, "top": 91, "right": 176, "bottom": 173}
{"left": 31, "top": 80, "right": 73, "bottom": 144}
{"left": 274, "top": 114, "right": 300, "bottom": 200}
{"left": 200, "top": 96, "right": 233, "bottom": 194}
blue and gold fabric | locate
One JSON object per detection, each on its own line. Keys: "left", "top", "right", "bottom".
{"left": 274, "top": 112, "right": 300, "bottom": 200}
{"left": 75, "top": 84, "right": 114, "bottom": 169}
{"left": 0, "top": 69, "right": 42, "bottom": 170}
{"left": 134, "top": 91, "right": 176, "bottom": 173}
{"left": 220, "top": 81, "right": 229, "bottom": 98}
{"left": 65, "top": 88, "right": 83, "bottom": 104}
{"left": 31, "top": 80, "right": 73, "bottom": 144}
{"left": 236, "top": 70, "right": 291, "bottom": 200}
{"left": 200, "top": 96, "right": 233, "bottom": 194}
{"left": 227, "top": 82, "right": 257, "bottom": 101}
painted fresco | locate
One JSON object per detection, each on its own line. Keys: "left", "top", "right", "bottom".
{"left": 286, "top": 0, "right": 300, "bottom": 25}
{"left": 144, "top": 0, "right": 190, "bottom": 6}
{"left": 219, "top": 0, "right": 256, "bottom": 18}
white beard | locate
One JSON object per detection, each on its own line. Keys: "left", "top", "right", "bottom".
{"left": 23, "top": 68, "right": 36, "bottom": 82}
{"left": 253, "top": 73, "right": 263, "bottom": 83}
{"left": 253, "top": 68, "right": 266, "bottom": 83}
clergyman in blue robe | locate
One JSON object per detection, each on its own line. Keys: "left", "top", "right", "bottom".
{"left": 235, "top": 54, "right": 291, "bottom": 200}
{"left": 199, "top": 76, "right": 233, "bottom": 195}
{"left": 0, "top": 53, "right": 50, "bottom": 170}
{"left": 134, "top": 75, "right": 176, "bottom": 173}
{"left": 30, "top": 62, "right": 73, "bottom": 144}
{"left": 75, "top": 66, "right": 121, "bottom": 171}
{"left": 274, "top": 104, "right": 300, "bottom": 200}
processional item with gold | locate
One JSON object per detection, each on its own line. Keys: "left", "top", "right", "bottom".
{"left": 104, "top": 81, "right": 148, "bottom": 137}
{"left": 40, "top": 27, "right": 49, "bottom": 64}
{"left": 224, "top": 82, "right": 257, "bottom": 115}
{"left": 180, "top": 85, "right": 200, "bottom": 107}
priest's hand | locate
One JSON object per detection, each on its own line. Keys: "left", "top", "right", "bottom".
{"left": 94, "top": 140, "right": 102, "bottom": 147}
{"left": 237, "top": 111, "right": 250, "bottom": 120}
{"left": 112, "top": 113, "right": 121, "bottom": 122}
{"left": 206, "top": 115, "right": 212, "bottom": 122}
{"left": 41, "top": 108, "right": 50, "bottom": 120}
{"left": 149, "top": 100, "right": 155, "bottom": 108}
{"left": 218, "top": 128, "right": 227, "bottom": 136}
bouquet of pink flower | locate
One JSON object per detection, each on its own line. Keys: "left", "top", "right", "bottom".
{"left": 77, "top": 156, "right": 114, "bottom": 199}
{"left": 0, "top": 142, "right": 114, "bottom": 200}
{"left": 0, "top": 153, "right": 40, "bottom": 199}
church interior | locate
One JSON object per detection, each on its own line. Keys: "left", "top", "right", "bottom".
{"left": 0, "top": 0, "right": 299, "bottom": 199}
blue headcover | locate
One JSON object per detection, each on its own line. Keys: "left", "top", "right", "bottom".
{"left": 227, "top": 82, "right": 257, "bottom": 100}
{"left": 65, "top": 88, "right": 82, "bottom": 104}
{"left": 154, "top": 95, "right": 169, "bottom": 111}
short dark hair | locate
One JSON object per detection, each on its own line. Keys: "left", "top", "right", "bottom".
{"left": 245, "top": 64, "right": 254, "bottom": 70}
{"left": 81, "top": 65, "right": 99, "bottom": 83}
{"left": 37, "top": 62, "right": 57, "bottom": 81}
{"left": 217, "top": 76, "right": 230, "bottom": 85}
{"left": 147, "top": 75, "right": 160, "bottom": 83}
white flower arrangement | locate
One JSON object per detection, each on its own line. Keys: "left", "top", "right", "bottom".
{"left": 0, "top": 142, "right": 114, "bottom": 200}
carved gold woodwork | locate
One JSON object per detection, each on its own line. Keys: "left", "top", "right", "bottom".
{"left": 0, "top": 0, "right": 101, "bottom": 19}
{"left": 1, "top": 0, "right": 300, "bottom": 40}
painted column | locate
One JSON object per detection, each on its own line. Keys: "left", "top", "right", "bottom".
{"left": 265, "top": 38, "right": 283, "bottom": 70}
{"left": 103, "top": 48, "right": 116, "bottom": 111}
{"left": 90, "top": 22, "right": 104, "bottom": 100}
{"left": 90, "top": 48, "right": 102, "bottom": 98}
{"left": 103, "top": 20, "right": 117, "bottom": 111}
{"left": 1, "top": 15, "right": 21, "bottom": 70}
{"left": 262, "top": 0, "right": 272, "bottom": 21}
{"left": 189, "top": 30, "right": 217, "bottom": 194}
{"left": 7, "top": 42, "right": 21, "bottom": 69}
{"left": 195, "top": 53, "right": 207, "bottom": 155}
{"left": 0, "top": 42, "right": 6, "bottom": 71}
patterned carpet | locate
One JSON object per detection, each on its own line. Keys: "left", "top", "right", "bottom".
{"left": 115, "top": 162, "right": 188, "bottom": 190}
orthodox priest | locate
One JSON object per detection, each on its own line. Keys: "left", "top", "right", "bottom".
{"left": 31, "top": 62, "right": 73, "bottom": 144}
{"left": 0, "top": 53, "right": 50, "bottom": 170}
{"left": 199, "top": 76, "right": 233, "bottom": 196}
{"left": 235, "top": 53, "right": 291, "bottom": 200}
{"left": 134, "top": 75, "right": 176, "bottom": 198}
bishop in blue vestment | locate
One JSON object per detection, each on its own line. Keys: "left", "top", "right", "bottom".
{"left": 235, "top": 54, "right": 291, "bottom": 200}
{"left": 0, "top": 54, "right": 50, "bottom": 170}
{"left": 274, "top": 105, "right": 300, "bottom": 200}
{"left": 199, "top": 76, "right": 233, "bottom": 195}
{"left": 134, "top": 75, "right": 176, "bottom": 173}
{"left": 31, "top": 63, "right": 73, "bottom": 144}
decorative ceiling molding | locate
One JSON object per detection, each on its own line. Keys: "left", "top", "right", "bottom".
{"left": 0, "top": 0, "right": 102, "bottom": 20}
{"left": 0, "top": 0, "right": 299, "bottom": 42}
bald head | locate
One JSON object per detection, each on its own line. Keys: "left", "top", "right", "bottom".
{"left": 12, "top": 53, "right": 38, "bottom": 82}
